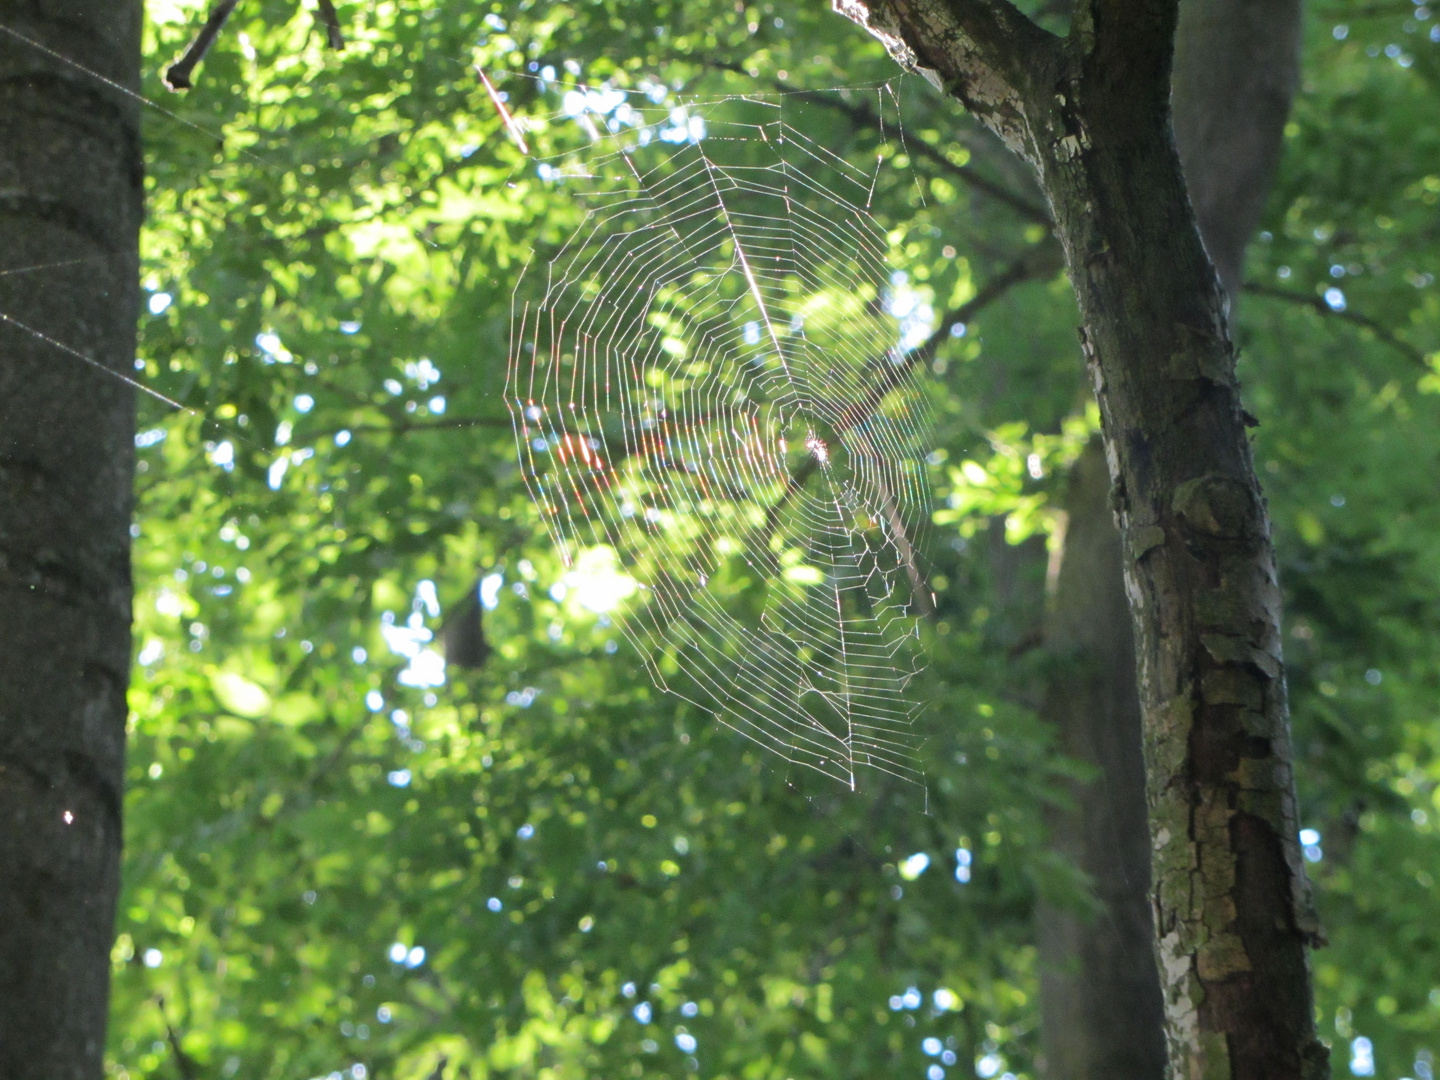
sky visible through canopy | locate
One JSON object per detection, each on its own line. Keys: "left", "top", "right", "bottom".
{"left": 4, "top": 1, "right": 1440, "bottom": 1078}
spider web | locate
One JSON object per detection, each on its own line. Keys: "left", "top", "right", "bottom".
{"left": 0, "top": 18, "right": 943, "bottom": 787}
{"left": 509, "top": 100, "right": 937, "bottom": 788}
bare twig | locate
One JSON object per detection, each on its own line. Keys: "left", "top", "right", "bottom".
{"left": 1244, "top": 282, "right": 1429, "bottom": 368}
{"left": 834, "top": 239, "right": 1064, "bottom": 433}
{"left": 1316, "top": 3, "right": 1419, "bottom": 17}
{"left": 308, "top": 713, "right": 372, "bottom": 790}
{"left": 876, "top": 469, "right": 934, "bottom": 616}
{"left": 164, "top": 0, "right": 242, "bottom": 91}
{"left": 477, "top": 66, "right": 530, "bottom": 154}
{"left": 315, "top": 0, "right": 346, "bottom": 50}
{"left": 155, "top": 996, "right": 199, "bottom": 1080}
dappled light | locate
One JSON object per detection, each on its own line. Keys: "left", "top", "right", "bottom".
{"left": 0, "top": 1, "right": 1439, "bottom": 1079}
{"left": 510, "top": 104, "right": 937, "bottom": 788}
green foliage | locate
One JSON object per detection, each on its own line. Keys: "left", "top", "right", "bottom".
{"left": 1245, "top": 11, "right": 1440, "bottom": 1074}
{"left": 104, "top": 1, "right": 1440, "bottom": 1078}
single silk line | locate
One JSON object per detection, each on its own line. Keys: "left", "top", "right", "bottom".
{"left": 0, "top": 312, "right": 187, "bottom": 412}
{"left": 698, "top": 152, "right": 792, "bottom": 379}
{"left": 476, "top": 66, "right": 530, "bottom": 155}
{"left": 0, "top": 257, "right": 102, "bottom": 279}
{"left": 0, "top": 23, "right": 283, "bottom": 174}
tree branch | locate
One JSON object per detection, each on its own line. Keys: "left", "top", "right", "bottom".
{"left": 155, "top": 997, "right": 199, "bottom": 1080}
{"left": 164, "top": 0, "right": 344, "bottom": 91}
{"left": 708, "top": 62, "right": 1052, "bottom": 224}
{"left": 1314, "top": 2, "right": 1413, "bottom": 17}
{"left": 163, "top": 0, "right": 242, "bottom": 90}
{"left": 762, "top": 241, "right": 1062, "bottom": 536}
{"left": 836, "top": 239, "right": 1064, "bottom": 432}
{"left": 1244, "top": 282, "right": 1429, "bottom": 369}
{"left": 832, "top": 0, "right": 1057, "bottom": 156}
{"left": 307, "top": 713, "right": 373, "bottom": 790}
{"left": 315, "top": 0, "right": 346, "bottom": 50}
{"left": 1067, "top": 0, "right": 1180, "bottom": 95}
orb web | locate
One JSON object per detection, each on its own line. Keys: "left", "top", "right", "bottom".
{"left": 509, "top": 107, "right": 935, "bottom": 788}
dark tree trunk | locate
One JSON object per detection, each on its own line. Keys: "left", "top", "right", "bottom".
{"left": 834, "top": 1, "right": 1325, "bottom": 1076}
{"left": 0, "top": 2, "right": 143, "bottom": 1077}
{"left": 1038, "top": 46, "right": 1322, "bottom": 1076}
{"left": 1037, "top": 441, "right": 1166, "bottom": 1080}
{"left": 1035, "top": 2, "right": 1302, "bottom": 1076}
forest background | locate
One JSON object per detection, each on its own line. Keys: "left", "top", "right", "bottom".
{"left": 29, "top": 0, "right": 1440, "bottom": 1076}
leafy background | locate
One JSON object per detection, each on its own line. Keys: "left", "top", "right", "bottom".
{"left": 103, "top": 1, "right": 1440, "bottom": 1077}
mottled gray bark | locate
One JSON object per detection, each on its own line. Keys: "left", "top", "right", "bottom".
{"left": 834, "top": 1, "right": 1325, "bottom": 1076}
{"left": 1035, "top": 3, "right": 1303, "bottom": 1077}
{"left": 0, "top": 2, "right": 143, "bottom": 1077}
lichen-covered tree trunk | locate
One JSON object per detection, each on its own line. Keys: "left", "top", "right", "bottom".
{"left": 0, "top": 2, "right": 143, "bottom": 1076}
{"left": 1035, "top": 2, "right": 1302, "bottom": 1076}
{"left": 834, "top": 1, "right": 1326, "bottom": 1075}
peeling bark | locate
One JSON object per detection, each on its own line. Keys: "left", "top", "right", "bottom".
{"left": 1036, "top": 2, "right": 1305, "bottom": 1076}
{"left": 832, "top": 1, "right": 1326, "bottom": 1076}
{"left": 0, "top": 2, "right": 143, "bottom": 1077}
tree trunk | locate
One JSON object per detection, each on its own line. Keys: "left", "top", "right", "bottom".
{"left": 833, "top": 2, "right": 1326, "bottom": 1076}
{"left": 0, "top": 3, "right": 143, "bottom": 1077}
{"left": 1035, "top": 3, "right": 1302, "bottom": 1076}
{"left": 1040, "top": 54, "right": 1324, "bottom": 1078}
{"left": 1171, "top": 0, "right": 1303, "bottom": 304}
{"left": 1037, "top": 440, "right": 1166, "bottom": 1080}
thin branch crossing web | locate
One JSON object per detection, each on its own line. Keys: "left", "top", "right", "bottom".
{"left": 510, "top": 103, "right": 937, "bottom": 788}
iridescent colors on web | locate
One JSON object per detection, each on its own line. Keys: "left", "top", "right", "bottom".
{"left": 509, "top": 106, "right": 936, "bottom": 788}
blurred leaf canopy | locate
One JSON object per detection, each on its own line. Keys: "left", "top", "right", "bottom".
{"left": 108, "top": 2, "right": 1440, "bottom": 1078}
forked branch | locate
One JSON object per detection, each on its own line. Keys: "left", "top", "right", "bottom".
{"left": 1067, "top": 0, "right": 1181, "bottom": 89}
{"left": 760, "top": 242, "right": 1062, "bottom": 551}
{"left": 707, "top": 62, "right": 1052, "bottom": 224}
{"left": 165, "top": 0, "right": 345, "bottom": 91}
{"left": 1245, "top": 282, "right": 1429, "bottom": 369}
